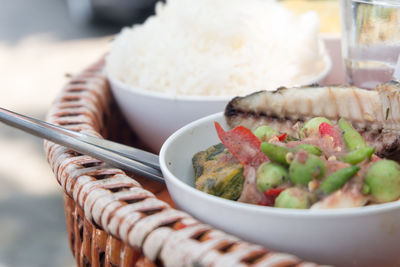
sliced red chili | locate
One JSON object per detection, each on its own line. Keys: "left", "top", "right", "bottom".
{"left": 258, "top": 188, "right": 285, "bottom": 206}
{"left": 319, "top": 122, "right": 343, "bottom": 147}
{"left": 277, "top": 132, "right": 287, "bottom": 142}
{"left": 319, "top": 122, "right": 334, "bottom": 136}
{"left": 214, "top": 122, "right": 268, "bottom": 167}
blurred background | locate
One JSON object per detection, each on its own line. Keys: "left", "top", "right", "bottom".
{"left": 0, "top": 0, "right": 339, "bottom": 266}
{"left": 0, "top": 0, "right": 157, "bottom": 266}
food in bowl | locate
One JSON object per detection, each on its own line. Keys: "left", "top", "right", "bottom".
{"left": 192, "top": 81, "right": 400, "bottom": 209}
{"left": 106, "top": 0, "right": 330, "bottom": 97}
{"left": 193, "top": 116, "right": 400, "bottom": 209}
{"left": 159, "top": 112, "right": 400, "bottom": 267}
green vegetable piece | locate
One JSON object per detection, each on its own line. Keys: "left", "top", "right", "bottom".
{"left": 293, "top": 144, "right": 322, "bottom": 156}
{"left": 300, "top": 117, "right": 332, "bottom": 138}
{"left": 195, "top": 164, "right": 244, "bottom": 200}
{"left": 205, "top": 143, "right": 226, "bottom": 161}
{"left": 338, "top": 118, "right": 366, "bottom": 151}
{"left": 285, "top": 135, "right": 300, "bottom": 142}
{"left": 362, "top": 184, "right": 371, "bottom": 195}
{"left": 320, "top": 166, "right": 360, "bottom": 194}
{"left": 260, "top": 142, "right": 291, "bottom": 166}
{"left": 289, "top": 151, "right": 326, "bottom": 186}
{"left": 215, "top": 168, "right": 245, "bottom": 200}
{"left": 193, "top": 143, "right": 244, "bottom": 200}
{"left": 275, "top": 188, "right": 315, "bottom": 209}
{"left": 192, "top": 143, "right": 225, "bottom": 178}
{"left": 256, "top": 162, "right": 288, "bottom": 192}
{"left": 254, "top": 126, "right": 279, "bottom": 142}
{"left": 365, "top": 160, "right": 400, "bottom": 203}
{"left": 341, "top": 146, "right": 375, "bottom": 165}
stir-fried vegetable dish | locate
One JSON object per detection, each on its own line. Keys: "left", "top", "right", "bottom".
{"left": 192, "top": 117, "right": 400, "bottom": 209}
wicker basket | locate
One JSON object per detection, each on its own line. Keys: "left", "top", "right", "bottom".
{"left": 44, "top": 59, "right": 324, "bottom": 267}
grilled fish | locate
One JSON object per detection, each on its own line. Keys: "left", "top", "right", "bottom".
{"left": 225, "top": 81, "right": 400, "bottom": 161}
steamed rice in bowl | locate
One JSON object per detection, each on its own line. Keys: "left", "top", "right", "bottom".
{"left": 106, "top": 0, "right": 330, "bottom": 96}
{"left": 105, "top": 0, "right": 332, "bottom": 151}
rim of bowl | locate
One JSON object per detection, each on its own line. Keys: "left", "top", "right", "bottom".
{"left": 107, "top": 53, "right": 332, "bottom": 102}
{"left": 159, "top": 112, "right": 400, "bottom": 219}
{"left": 108, "top": 74, "right": 231, "bottom": 101}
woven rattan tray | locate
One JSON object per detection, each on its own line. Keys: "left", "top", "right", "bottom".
{"left": 44, "top": 59, "right": 325, "bottom": 267}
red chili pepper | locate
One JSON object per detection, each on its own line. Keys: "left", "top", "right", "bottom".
{"left": 258, "top": 188, "right": 285, "bottom": 206}
{"left": 319, "top": 122, "right": 333, "bottom": 135}
{"left": 214, "top": 122, "right": 268, "bottom": 167}
{"left": 277, "top": 132, "right": 287, "bottom": 142}
{"left": 319, "top": 122, "right": 343, "bottom": 147}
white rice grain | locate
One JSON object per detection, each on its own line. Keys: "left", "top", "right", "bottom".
{"left": 106, "top": 0, "right": 329, "bottom": 97}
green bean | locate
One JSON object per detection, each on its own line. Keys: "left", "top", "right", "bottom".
{"left": 338, "top": 118, "right": 366, "bottom": 151}
{"left": 253, "top": 126, "right": 279, "bottom": 142}
{"left": 341, "top": 146, "right": 375, "bottom": 165}
{"left": 365, "top": 160, "right": 400, "bottom": 203}
{"left": 275, "top": 188, "right": 315, "bottom": 209}
{"left": 285, "top": 135, "right": 300, "bottom": 142}
{"left": 362, "top": 184, "right": 371, "bottom": 195}
{"left": 289, "top": 151, "right": 326, "bottom": 186}
{"left": 256, "top": 162, "right": 288, "bottom": 192}
{"left": 320, "top": 166, "right": 360, "bottom": 194}
{"left": 293, "top": 144, "right": 322, "bottom": 156}
{"left": 300, "top": 117, "right": 332, "bottom": 138}
{"left": 260, "top": 142, "right": 290, "bottom": 166}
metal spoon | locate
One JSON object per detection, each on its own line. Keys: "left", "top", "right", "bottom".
{"left": 0, "top": 107, "right": 164, "bottom": 183}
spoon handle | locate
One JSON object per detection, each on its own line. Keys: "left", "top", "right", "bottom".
{"left": 0, "top": 107, "right": 164, "bottom": 183}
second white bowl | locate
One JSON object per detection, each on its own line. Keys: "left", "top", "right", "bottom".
{"left": 108, "top": 75, "right": 229, "bottom": 153}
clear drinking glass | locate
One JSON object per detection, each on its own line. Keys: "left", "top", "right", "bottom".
{"left": 340, "top": 0, "right": 400, "bottom": 89}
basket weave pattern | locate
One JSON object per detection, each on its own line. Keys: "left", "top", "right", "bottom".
{"left": 44, "top": 59, "right": 322, "bottom": 267}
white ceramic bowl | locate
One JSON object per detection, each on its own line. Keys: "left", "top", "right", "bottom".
{"left": 108, "top": 53, "right": 331, "bottom": 153}
{"left": 159, "top": 112, "right": 400, "bottom": 267}
{"left": 108, "top": 75, "right": 229, "bottom": 153}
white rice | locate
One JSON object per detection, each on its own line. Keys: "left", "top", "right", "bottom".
{"left": 106, "top": 0, "right": 329, "bottom": 97}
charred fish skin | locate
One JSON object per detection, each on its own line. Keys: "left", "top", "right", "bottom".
{"left": 224, "top": 81, "right": 400, "bottom": 161}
